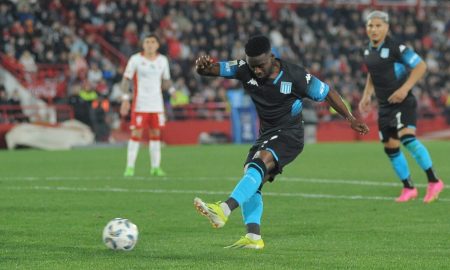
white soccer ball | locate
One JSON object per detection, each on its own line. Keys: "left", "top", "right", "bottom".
{"left": 102, "top": 218, "right": 138, "bottom": 251}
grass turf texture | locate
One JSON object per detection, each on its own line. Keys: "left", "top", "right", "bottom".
{"left": 1, "top": 141, "right": 449, "bottom": 269}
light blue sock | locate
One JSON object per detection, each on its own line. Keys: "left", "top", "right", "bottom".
{"left": 241, "top": 192, "right": 263, "bottom": 225}
{"left": 230, "top": 167, "right": 263, "bottom": 206}
{"left": 403, "top": 139, "right": 433, "bottom": 170}
{"left": 385, "top": 148, "right": 410, "bottom": 180}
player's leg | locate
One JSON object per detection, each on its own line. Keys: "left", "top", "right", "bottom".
{"left": 383, "top": 135, "right": 417, "bottom": 202}
{"left": 225, "top": 190, "right": 264, "bottom": 249}
{"left": 194, "top": 150, "right": 274, "bottom": 229}
{"left": 148, "top": 113, "right": 165, "bottom": 176}
{"left": 379, "top": 109, "right": 416, "bottom": 201}
{"left": 124, "top": 113, "right": 144, "bottom": 176}
{"left": 224, "top": 128, "right": 303, "bottom": 249}
{"left": 398, "top": 128, "right": 444, "bottom": 203}
{"left": 396, "top": 100, "right": 443, "bottom": 203}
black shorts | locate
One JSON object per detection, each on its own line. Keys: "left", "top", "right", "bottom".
{"left": 378, "top": 96, "right": 417, "bottom": 142}
{"left": 244, "top": 126, "right": 305, "bottom": 181}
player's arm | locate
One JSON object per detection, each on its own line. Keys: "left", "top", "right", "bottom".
{"left": 162, "top": 79, "right": 176, "bottom": 96}
{"left": 195, "top": 55, "right": 220, "bottom": 76}
{"left": 358, "top": 74, "right": 375, "bottom": 113}
{"left": 120, "top": 77, "right": 132, "bottom": 117}
{"left": 301, "top": 73, "right": 369, "bottom": 134}
{"left": 325, "top": 89, "right": 369, "bottom": 134}
{"left": 388, "top": 61, "right": 426, "bottom": 104}
{"left": 195, "top": 55, "right": 240, "bottom": 79}
{"left": 388, "top": 46, "right": 427, "bottom": 104}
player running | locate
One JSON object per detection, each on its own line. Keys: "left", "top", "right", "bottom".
{"left": 359, "top": 11, "right": 444, "bottom": 203}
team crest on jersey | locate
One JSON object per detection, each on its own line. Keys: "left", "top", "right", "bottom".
{"left": 380, "top": 48, "right": 390, "bottom": 58}
{"left": 280, "top": 81, "right": 292, "bottom": 94}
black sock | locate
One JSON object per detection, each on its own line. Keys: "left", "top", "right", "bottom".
{"left": 425, "top": 168, "right": 439, "bottom": 182}
{"left": 402, "top": 177, "right": 414, "bottom": 189}
{"left": 246, "top": 223, "right": 260, "bottom": 235}
{"left": 225, "top": 197, "right": 239, "bottom": 211}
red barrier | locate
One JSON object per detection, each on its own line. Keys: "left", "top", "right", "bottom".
{"left": 162, "top": 120, "right": 231, "bottom": 145}
{"left": 317, "top": 116, "right": 449, "bottom": 142}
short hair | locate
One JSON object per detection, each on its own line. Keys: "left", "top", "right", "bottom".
{"left": 245, "top": 35, "right": 271, "bottom": 57}
{"left": 366, "top": 10, "right": 389, "bottom": 24}
{"left": 142, "top": 33, "right": 160, "bottom": 44}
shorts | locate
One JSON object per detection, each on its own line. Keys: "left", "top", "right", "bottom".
{"left": 130, "top": 112, "right": 165, "bottom": 130}
{"left": 378, "top": 96, "right": 417, "bottom": 142}
{"left": 245, "top": 126, "right": 305, "bottom": 181}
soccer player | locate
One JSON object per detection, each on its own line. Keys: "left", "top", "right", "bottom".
{"left": 193, "top": 35, "right": 369, "bottom": 249}
{"left": 120, "top": 34, "right": 174, "bottom": 177}
{"left": 359, "top": 11, "right": 444, "bottom": 203}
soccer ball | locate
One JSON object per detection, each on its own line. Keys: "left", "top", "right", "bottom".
{"left": 102, "top": 218, "right": 139, "bottom": 251}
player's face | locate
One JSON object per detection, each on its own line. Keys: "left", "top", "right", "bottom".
{"left": 366, "top": 18, "right": 389, "bottom": 45}
{"left": 246, "top": 53, "right": 274, "bottom": 79}
{"left": 142, "top": 37, "right": 159, "bottom": 54}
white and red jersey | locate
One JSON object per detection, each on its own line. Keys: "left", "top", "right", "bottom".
{"left": 123, "top": 53, "right": 171, "bottom": 113}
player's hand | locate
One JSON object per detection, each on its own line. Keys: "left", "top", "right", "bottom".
{"left": 195, "top": 55, "right": 213, "bottom": 72}
{"left": 388, "top": 89, "right": 408, "bottom": 104}
{"left": 349, "top": 118, "right": 370, "bottom": 135}
{"left": 358, "top": 96, "right": 371, "bottom": 114}
{"left": 120, "top": 100, "right": 130, "bottom": 117}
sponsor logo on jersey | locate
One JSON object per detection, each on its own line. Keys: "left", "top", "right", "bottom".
{"left": 364, "top": 49, "right": 369, "bottom": 56}
{"left": 305, "top": 73, "right": 311, "bottom": 84}
{"left": 247, "top": 79, "right": 258, "bottom": 86}
{"left": 380, "top": 48, "right": 390, "bottom": 58}
{"left": 399, "top": 44, "right": 406, "bottom": 53}
{"left": 280, "top": 81, "right": 292, "bottom": 94}
{"left": 238, "top": 60, "right": 246, "bottom": 67}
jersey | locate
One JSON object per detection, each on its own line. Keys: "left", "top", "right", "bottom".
{"left": 123, "top": 53, "right": 171, "bottom": 113}
{"left": 219, "top": 59, "right": 330, "bottom": 133}
{"left": 363, "top": 36, "right": 422, "bottom": 107}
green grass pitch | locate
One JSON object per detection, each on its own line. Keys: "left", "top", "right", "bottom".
{"left": 1, "top": 141, "right": 449, "bottom": 269}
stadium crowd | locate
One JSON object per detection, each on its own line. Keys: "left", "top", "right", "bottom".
{"left": 1, "top": 0, "right": 449, "bottom": 134}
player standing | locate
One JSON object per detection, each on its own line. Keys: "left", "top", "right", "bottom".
{"left": 121, "top": 34, "right": 174, "bottom": 177}
{"left": 358, "top": 11, "right": 444, "bottom": 202}
{"left": 193, "top": 35, "right": 369, "bottom": 249}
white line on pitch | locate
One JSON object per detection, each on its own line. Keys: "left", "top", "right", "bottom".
{"left": 4, "top": 185, "right": 450, "bottom": 202}
{"left": 0, "top": 176, "right": 442, "bottom": 189}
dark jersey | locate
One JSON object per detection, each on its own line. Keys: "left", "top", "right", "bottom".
{"left": 219, "top": 59, "right": 329, "bottom": 133}
{"left": 363, "top": 36, "right": 422, "bottom": 107}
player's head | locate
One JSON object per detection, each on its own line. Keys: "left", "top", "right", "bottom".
{"left": 366, "top": 11, "right": 389, "bottom": 45}
{"left": 245, "top": 35, "right": 275, "bottom": 79}
{"left": 142, "top": 34, "right": 160, "bottom": 55}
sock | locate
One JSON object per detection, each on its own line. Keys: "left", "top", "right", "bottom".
{"left": 149, "top": 140, "right": 161, "bottom": 168}
{"left": 242, "top": 192, "right": 263, "bottom": 224}
{"left": 224, "top": 197, "right": 239, "bottom": 212}
{"left": 401, "top": 135, "right": 433, "bottom": 171}
{"left": 402, "top": 177, "right": 415, "bottom": 189}
{"left": 230, "top": 161, "right": 265, "bottom": 206}
{"left": 220, "top": 202, "right": 231, "bottom": 217}
{"left": 246, "top": 232, "right": 262, "bottom": 241}
{"left": 126, "top": 139, "right": 140, "bottom": 168}
{"left": 384, "top": 147, "right": 412, "bottom": 186}
{"left": 425, "top": 168, "right": 439, "bottom": 183}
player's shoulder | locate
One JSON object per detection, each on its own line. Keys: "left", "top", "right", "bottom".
{"left": 128, "top": 53, "right": 143, "bottom": 62}
{"left": 280, "top": 59, "right": 307, "bottom": 76}
{"left": 156, "top": 53, "right": 169, "bottom": 61}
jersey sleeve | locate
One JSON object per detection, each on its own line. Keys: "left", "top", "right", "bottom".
{"left": 294, "top": 68, "right": 329, "bottom": 102}
{"left": 123, "top": 55, "right": 137, "bottom": 80}
{"left": 162, "top": 56, "right": 171, "bottom": 80}
{"left": 218, "top": 59, "right": 243, "bottom": 79}
{"left": 396, "top": 43, "right": 423, "bottom": 68}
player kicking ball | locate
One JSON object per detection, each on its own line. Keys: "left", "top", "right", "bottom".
{"left": 193, "top": 35, "right": 369, "bottom": 249}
